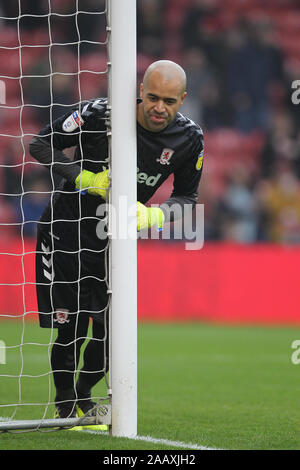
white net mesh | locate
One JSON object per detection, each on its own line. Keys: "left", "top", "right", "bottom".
{"left": 0, "top": 0, "right": 112, "bottom": 431}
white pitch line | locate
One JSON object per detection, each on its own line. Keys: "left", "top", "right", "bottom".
{"left": 130, "top": 434, "right": 221, "bottom": 450}
{"left": 84, "top": 430, "right": 221, "bottom": 450}
{"left": 0, "top": 417, "right": 220, "bottom": 450}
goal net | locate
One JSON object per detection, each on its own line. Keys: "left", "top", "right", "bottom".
{"left": 0, "top": 0, "right": 137, "bottom": 436}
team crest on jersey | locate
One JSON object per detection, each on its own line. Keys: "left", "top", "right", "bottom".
{"left": 157, "top": 148, "right": 174, "bottom": 165}
{"left": 54, "top": 309, "right": 70, "bottom": 324}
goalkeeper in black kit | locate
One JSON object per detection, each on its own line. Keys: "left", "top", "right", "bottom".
{"left": 29, "top": 60, "right": 204, "bottom": 428}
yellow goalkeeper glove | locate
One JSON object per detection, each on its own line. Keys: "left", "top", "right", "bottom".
{"left": 75, "top": 169, "right": 109, "bottom": 199}
{"left": 137, "top": 201, "right": 165, "bottom": 231}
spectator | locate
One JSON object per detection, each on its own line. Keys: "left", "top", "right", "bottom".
{"left": 213, "top": 164, "right": 259, "bottom": 242}
{"left": 23, "top": 49, "right": 78, "bottom": 125}
{"left": 50, "top": 0, "right": 105, "bottom": 55}
{"left": 137, "top": 0, "right": 167, "bottom": 58}
{"left": 224, "top": 17, "right": 284, "bottom": 133}
{"left": 256, "top": 166, "right": 300, "bottom": 243}
{"left": 180, "top": 48, "right": 214, "bottom": 124}
{"left": 283, "top": 58, "right": 300, "bottom": 130}
{"left": 16, "top": 175, "right": 52, "bottom": 238}
{"left": 0, "top": 0, "right": 48, "bottom": 32}
{"left": 260, "top": 109, "right": 300, "bottom": 179}
{"left": 181, "top": 47, "right": 231, "bottom": 129}
{"left": 181, "top": 0, "right": 225, "bottom": 78}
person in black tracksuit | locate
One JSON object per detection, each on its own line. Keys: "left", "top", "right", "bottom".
{"left": 29, "top": 60, "right": 204, "bottom": 419}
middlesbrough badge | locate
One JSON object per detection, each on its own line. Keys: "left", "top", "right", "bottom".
{"left": 157, "top": 148, "right": 174, "bottom": 165}
{"left": 54, "top": 309, "right": 70, "bottom": 324}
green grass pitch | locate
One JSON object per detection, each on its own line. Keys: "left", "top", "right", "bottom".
{"left": 0, "top": 320, "right": 299, "bottom": 450}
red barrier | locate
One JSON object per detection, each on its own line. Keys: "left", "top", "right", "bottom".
{"left": 138, "top": 241, "right": 300, "bottom": 324}
{"left": 0, "top": 239, "right": 37, "bottom": 320}
{"left": 0, "top": 238, "right": 299, "bottom": 324}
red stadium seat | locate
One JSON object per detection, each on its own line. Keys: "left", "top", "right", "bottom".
{"left": 278, "top": 32, "right": 300, "bottom": 60}
{"left": 0, "top": 27, "right": 19, "bottom": 48}
{"left": 0, "top": 48, "right": 21, "bottom": 77}
{"left": 204, "top": 129, "right": 265, "bottom": 178}
{"left": 272, "top": 10, "right": 300, "bottom": 32}
{"left": 78, "top": 53, "right": 108, "bottom": 98}
{"left": 19, "top": 29, "right": 50, "bottom": 47}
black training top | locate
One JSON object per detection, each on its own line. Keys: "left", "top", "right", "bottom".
{"left": 29, "top": 98, "right": 204, "bottom": 249}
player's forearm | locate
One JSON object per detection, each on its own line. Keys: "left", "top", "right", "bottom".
{"left": 160, "top": 195, "right": 197, "bottom": 222}
{"left": 29, "top": 136, "right": 81, "bottom": 183}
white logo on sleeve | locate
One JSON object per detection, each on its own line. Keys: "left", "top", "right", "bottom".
{"left": 62, "top": 110, "right": 84, "bottom": 133}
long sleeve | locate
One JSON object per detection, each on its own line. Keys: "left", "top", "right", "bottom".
{"left": 29, "top": 135, "right": 81, "bottom": 183}
{"left": 29, "top": 100, "right": 108, "bottom": 184}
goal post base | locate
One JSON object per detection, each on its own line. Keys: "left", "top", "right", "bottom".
{"left": 0, "top": 405, "right": 111, "bottom": 431}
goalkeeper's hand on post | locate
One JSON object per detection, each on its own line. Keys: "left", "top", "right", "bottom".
{"left": 137, "top": 201, "right": 165, "bottom": 232}
{"left": 81, "top": 99, "right": 107, "bottom": 122}
{"left": 75, "top": 169, "right": 110, "bottom": 199}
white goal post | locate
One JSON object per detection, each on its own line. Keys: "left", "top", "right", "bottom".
{"left": 108, "top": 0, "right": 137, "bottom": 438}
{"left": 0, "top": 0, "right": 137, "bottom": 438}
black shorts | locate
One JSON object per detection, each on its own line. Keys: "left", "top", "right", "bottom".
{"left": 35, "top": 228, "right": 109, "bottom": 328}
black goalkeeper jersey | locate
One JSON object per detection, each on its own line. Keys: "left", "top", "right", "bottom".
{"left": 30, "top": 98, "right": 204, "bottom": 250}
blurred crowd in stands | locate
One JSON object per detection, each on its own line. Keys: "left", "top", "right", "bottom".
{"left": 1, "top": 0, "right": 300, "bottom": 244}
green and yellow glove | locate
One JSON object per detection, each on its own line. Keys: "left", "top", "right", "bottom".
{"left": 75, "top": 169, "right": 109, "bottom": 199}
{"left": 137, "top": 201, "right": 165, "bottom": 232}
